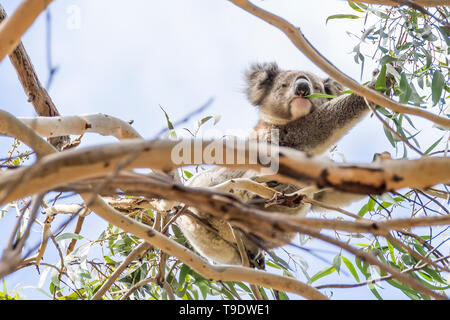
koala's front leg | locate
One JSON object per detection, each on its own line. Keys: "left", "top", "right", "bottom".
{"left": 210, "top": 177, "right": 281, "bottom": 199}
{"left": 296, "top": 71, "right": 393, "bottom": 155}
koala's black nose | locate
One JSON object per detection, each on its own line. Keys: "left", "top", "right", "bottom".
{"left": 295, "top": 78, "right": 311, "bottom": 97}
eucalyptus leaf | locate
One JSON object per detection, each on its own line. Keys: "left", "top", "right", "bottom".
{"left": 431, "top": 70, "right": 444, "bottom": 106}
{"left": 308, "top": 266, "right": 335, "bottom": 284}
{"left": 55, "top": 233, "right": 84, "bottom": 242}
{"left": 326, "top": 14, "right": 360, "bottom": 24}
{"left": 341, "top": 256, "right": 360, "bottom": 282}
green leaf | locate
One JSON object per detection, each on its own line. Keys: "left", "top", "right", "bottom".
{"left": 375, "top": 105, "right": 393, "bottom": 118}
{"left": 308, "top": 266, "right": 335, "bottom": 284}
{"left": 223, "top": 282, "right": 239, "bottom": 297}
{"left": 401, "top": 254, "right": 416, "bottom": 266}
{"left": 431, "top": 70, "right": 445, "bottom": 106}
{"left": 380, "top": 55, "right": 396, "bottom": 66}
{"left": 369, "top": 285, "right": 383, "bottom": 300}
{"left": 424, "top": 136, "right": 443, "bottom": 154}
{"left": 159, "top": 105, "right": 174, "bottom": 130}
{"left": 386, "top": 279, "right": 420, "bottom": 299}
{"left": 387, "top": 240, "right": 396, "bottom": 265}
{"left": 55, "top": 233, "right": 83, "bottom": 242}
{"left": 416, "top": 272, "right": 450, "bottom": 290}
{"left": 422, "top": 267, "right": 447, "bottom": 284}
{"left": 355, "top": 256, "right": 370, "bottom": 278}
{"left": 199, "top": 116, "right": 213, "bottom": 126}
{"left": 361, "top": 25, "right": 376, "bottom": 41}
{"left": 375, "top": 64, "right": 387, "bottom": 91}
{"left": 104, "top": 256, "right": 118, "bottom": 265}
{"left": 383, "top": 125, "right": 396, "bottom": 148}
{"left": 438, "top": 26, "right": 450, "bottom": 46}
{"left": 235, "top": 282, "right": 252, "bottom": 293}
{"left": 326, "top": 14, "right": 360, "bottom": 24}
{"left": 305, "top": 93, "right": 337, "bottom": 99}
{"left": 347, "top": 1, "right": 365, "bottom": 12}
{"left": 159, "top": 105, "right": 177, "bottom": 139}
{"left": 265, "top": 261, "right": 281, "bottom": 269}
{"left": 333, "top": 254, "right": 342, "bottom": 275}
{"left": 183, "top": 170, "right": 193, "bottom": 179}
{"left": 358, "top": 197, "right": 375, "bottom": 217}
{"left": 259, "top": 287, "right": 269, "bottom": 300}
{"left": 197, "top": 281, "right": 209, "bottom": 299}
{"left": 398, "top": 73, "right": 412, "bottom": 104}
{"left": 341, "top": 256, "right": 360, "bottom": 283}
{"left": 179, "top": 264, "right": 191, "bottom": 287}
{"left": 277, "top": 290, "right": 290, "bottom": 300}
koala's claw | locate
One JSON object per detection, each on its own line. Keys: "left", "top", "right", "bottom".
{"left": 264, "top": 191, "right": 285, "bottom": 207}
{"left": 248, "top": 250, "right": 265, "bottom": 270}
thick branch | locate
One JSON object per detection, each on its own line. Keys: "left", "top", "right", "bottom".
{"left": 77, "top": 174, "right": 450, "bottom": 237}
{"left": 0, "top": 138, "right": 448, "bottom": 205}
{"left": 0, "top": 110, "right": 57, "bottom": 157}
{"left": 19, "top": 114, "right": 143, "bottom": 140}
{"left": 0, "top": 0, "right": 53, "bottom": 62}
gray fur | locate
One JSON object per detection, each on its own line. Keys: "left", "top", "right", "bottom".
{"left": 174, "top": 62, "right": 377, "bottom": 268}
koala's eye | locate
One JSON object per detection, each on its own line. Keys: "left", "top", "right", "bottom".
{"left": 281, "top": 83, "right": 288, "bottom": 88}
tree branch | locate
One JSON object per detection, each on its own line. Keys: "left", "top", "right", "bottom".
{"left": 0, "top": 2, "right": 69, "bottom": 150}
{"left": 228, "top": 0, "right": 450, "bottom": 128}
{"left": 357, "top": 0, "right": 450, "bottom": 7}
{"left": 87, "top": 194, "right": 328, "bottom": 300}
{"left": 19, "top": 114, "right": 143, "bottom": 140}
{"left": 0, "top": 137, "right": 448, "bottom": 205}
{"left": 0, "top": 110, "right": 57, "bottom": 157}
{"left": 92, "top": 242, "right": 152, "bottom": 300}
{"left": 0, "top": 0, "right": 53, "bottom": 62}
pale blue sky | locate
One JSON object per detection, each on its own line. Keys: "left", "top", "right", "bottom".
{"left": 0, "top": 0, "right": 447, "bottom": 299}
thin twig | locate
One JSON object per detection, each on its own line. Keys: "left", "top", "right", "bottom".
{"left": 0, "top": 193, "right": 44, "bottom": 279}
{"left": 315, "top": 255, "right": 450, "bottom": 290}
{"left": 91, "top": 242, "right": 152, "bottom": 300}
{"left": 365, "top": 98, "right": 424, "bottom": 155}
{"left": 153, "top": 97, "right": 215, "bottom": 138}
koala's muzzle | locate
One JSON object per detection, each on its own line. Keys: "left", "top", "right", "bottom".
{"left": 294, "top": 77, "right": 312, "bottom": 97}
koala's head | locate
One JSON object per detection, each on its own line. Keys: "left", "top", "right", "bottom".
{"left": 245, "top": 62, "right": 344, "bottom": 125}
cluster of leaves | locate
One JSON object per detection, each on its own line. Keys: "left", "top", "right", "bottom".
{"left": 33, "top": 214, "right": 294, "bottom": 300}
{"left": 305, "top": 192, "right": 449, "bottom": 300}
{"left": 294, "top": 2, "right": 450, "bottom": 300}
{"left": 0, "top": 139, "right": 33, "bottom": 169}
{"left": 330, "top": 1, "right": 449, "bottom": 157}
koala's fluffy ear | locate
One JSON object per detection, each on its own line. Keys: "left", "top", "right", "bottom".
{"left": 323, "top": 78, "right": 345, "bottom": 98}
{"left": 245, "top": 62, "right": 279, "bottom": 106}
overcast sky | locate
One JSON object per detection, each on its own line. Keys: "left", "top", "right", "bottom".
{"left": 0, "top": 0, "right": 447, "bottom": 300}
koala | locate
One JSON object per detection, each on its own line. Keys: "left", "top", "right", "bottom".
{"left": 174, "top": 62, "right": 379, "bottom": 268}
{"left": 248, "top": 62, "right": 371, "bottom": 155}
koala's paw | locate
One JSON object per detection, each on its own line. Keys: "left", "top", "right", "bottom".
{"left": 372, "top": 151, "right": 392, "bottom": 162}
{"left": 370, "top": 67, "right": 399, "bottom": 93}
{"left": 323, "top": 78, "right": 345, "bottom": 97}
{"left": 248, "top": 249, "right": 266, "bottom": 270}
